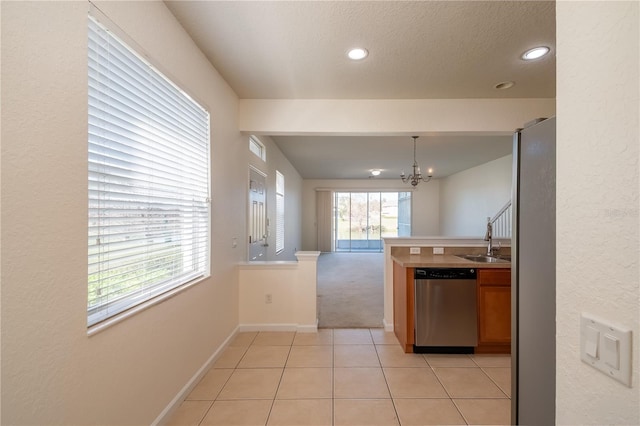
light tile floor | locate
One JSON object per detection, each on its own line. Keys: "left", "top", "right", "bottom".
{"left": 167, "top": 329, "right": 511, "bottom": 426}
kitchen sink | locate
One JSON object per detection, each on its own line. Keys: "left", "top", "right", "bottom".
{"left": 456, "top": 254, "right": 510, "bottom": 263}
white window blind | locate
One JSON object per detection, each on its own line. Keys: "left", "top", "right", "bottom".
{"left": 275, "top": 171, "right": 285, "bottom": 253}
{"left": 88, "top": 16, "right": 210, "bottom": 327}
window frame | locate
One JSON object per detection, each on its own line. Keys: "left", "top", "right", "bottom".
{"left": 249, "top": 136, "right": 266, "bottom": 161}
{"left": 87, "top": 14, "right": 211, "bottom": 330}
{"left": 275, "top": 170, "right": 285, "bottom": 254}
{"left": 333, "top": 191, "right": 411, "bottom": 252}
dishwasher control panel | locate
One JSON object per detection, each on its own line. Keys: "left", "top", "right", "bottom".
{"left": 415, "top": 268, "right": 476, "bottom": 280}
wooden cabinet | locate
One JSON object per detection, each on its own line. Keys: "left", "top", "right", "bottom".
{"left": 476, "top": 268, "right": 511, "bottom": 354}
{"left": 393, "top": 262, "right": 415, "bottom": 353}
{"left": 392, "top": 261, "right": 512, "bottom": 354}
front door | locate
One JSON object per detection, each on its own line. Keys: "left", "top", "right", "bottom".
{"left": 248, "top": 168, "right": 268, "bottom": 261}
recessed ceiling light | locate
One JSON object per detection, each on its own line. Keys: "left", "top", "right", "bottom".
{"left": 521, "top": 46, "right": 550, "bottom": 61}
{"left": 370, "top": 169, "right": 381, "bottom": 176}
{"left": 495, "top": 81, "right": 515, "bottom": 90}
{"left": 347, "top": 48, "right": 368, "bottom": 60}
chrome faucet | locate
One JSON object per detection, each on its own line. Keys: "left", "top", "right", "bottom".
{"left": 484, "top": 218, "right": 494, "bottom": 255}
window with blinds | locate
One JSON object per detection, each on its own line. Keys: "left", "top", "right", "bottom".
{"left": 88, "top": 16, "right": 210, "bottom": 327}
{"left": 275, "top": 171, "right": 285, "bottom": 253}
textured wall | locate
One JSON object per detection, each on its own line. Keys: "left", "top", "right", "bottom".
{"left": 1, "top": 2, "right": 246, "bottom": 424}
{"left": 439, "top": 155, "right": 513, "bottom": 237}
{"left": 556, "top": 2, "right": 640, "bottom": 424}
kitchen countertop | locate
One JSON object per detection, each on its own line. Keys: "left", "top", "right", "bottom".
{"left": 391, "top": 253, "right": 511, "bottom": 268}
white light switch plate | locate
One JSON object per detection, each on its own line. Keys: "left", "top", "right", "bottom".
{"left": 580, "top": 312, "right": 632, "bottom": 387}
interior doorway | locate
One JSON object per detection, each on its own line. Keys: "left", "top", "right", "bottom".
{"left": 316, "top": 252, "right": 384, "bottom": 328}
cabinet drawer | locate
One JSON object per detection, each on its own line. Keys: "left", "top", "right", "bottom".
{"left": 478, "top": 268, "right": 510, "bottom": 285}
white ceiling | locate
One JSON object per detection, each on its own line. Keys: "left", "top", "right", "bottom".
{"left": 272, "top": 134, "right": 513, "bottom": 180}
{"left": 165, "top": 1, "right": 555, "bottom": 179}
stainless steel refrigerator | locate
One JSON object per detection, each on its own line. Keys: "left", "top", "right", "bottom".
{"left": 511, "top": 117, "right": 556, "bottom": 425}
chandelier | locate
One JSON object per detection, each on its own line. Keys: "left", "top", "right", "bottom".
{"left": 400, "top": 136, "right": 432, "bottom": 187}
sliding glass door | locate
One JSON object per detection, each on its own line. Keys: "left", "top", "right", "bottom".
{"left": 397, "top": 191, "right": 412, "bottom": 237}
{"left": 334, "top": 191, "right": 411, "bottom": 252}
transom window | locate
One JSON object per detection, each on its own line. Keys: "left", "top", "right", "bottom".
{"left": 249, "top": 136, "right": 266, "bottom": 161}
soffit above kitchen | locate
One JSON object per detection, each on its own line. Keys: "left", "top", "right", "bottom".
{"left": 165, "top": 1, "right": 555, "bottom": 179}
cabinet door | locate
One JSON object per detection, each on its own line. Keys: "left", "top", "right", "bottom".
{"left": 393, "top": 262, "right": 414, "bottom": 352}
{"left": 478, "top": 284, "right": 511, "bottom": 344}
{"left": 477, "top": 268, "right": 511, "bottom": 353}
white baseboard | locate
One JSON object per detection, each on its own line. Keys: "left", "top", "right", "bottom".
{"left": 239, "top": 322, "right": 318, "bottom": 333}
{"left": 153, "top": 321, "right": 321, "bottom": 425}
{"left": 297, "top": 318, "right": 319, "bottom": 333}
{"left": 383, "top": 318, "right": 394, "bottom": 332}
{"left": 151, "top": 325, "right": 240, "bottom": 426}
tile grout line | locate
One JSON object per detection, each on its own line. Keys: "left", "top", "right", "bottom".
{"left": 178, "top": 330, "right": 510, "bottom": 426}
{"left": 428, "top": 355, "right": 472, "bottom": 425}
{"left": 470, "top": 354, "right": 512, "bottom": 400}
{"left": 450, "top": 398, "right": 472, "bottom": 426}
{"left": 195, "top": 400, "right": 214, "bottom": 426}
{"left": 331, "top": 332, "right": 335, "bottom": 426}
{"left": 267, "top": 332, "right": 295, "bottom": 425}
{"left": 196, "top": 337, "right": 253, "bottom": 426}
{"left": 373, "top": 330, "right": 402, "bottom": 426}
{"left": 441, "top": 354, "right": 512, "bottom": 425}
{"left": 478, "top": 365, "right": 511, "bottom": 399}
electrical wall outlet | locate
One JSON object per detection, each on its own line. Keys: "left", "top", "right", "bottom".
{"left": 433, "top": 247, "right": 444, "bottom": 254}
{"left": 265, "top": 294, "right": 272, "bottom": 304}
{"left": 409, "top": 247, "right": 421, "bottom": 255}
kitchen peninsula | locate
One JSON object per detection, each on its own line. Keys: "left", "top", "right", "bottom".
{"left": 383, "top": 238, "right": 511, "bottom": 355}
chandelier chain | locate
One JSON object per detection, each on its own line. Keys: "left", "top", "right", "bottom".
{"left": 400, "top": 136, "right": 432, "bottom": 187}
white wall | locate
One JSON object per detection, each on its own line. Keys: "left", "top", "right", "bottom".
{"left": 301, "top": 179, "right": 440, "bottom": 250}
{"left": 439, "top": 155, "right": 513, "bottom": 237}
{"left": 238, "top": 252, "right": 319, "bottom": 331}
{"left": 556, "top": 2, "right": 639, "bottom": 424}
{"left": 407, "top": 180, "right": 441, "bottom": 237}
{"left": 248, "top": 135, "right": 303, "bottom": 261}
{"left": 2, "top": 2, "right": 250, "bottom": 424}
{"left": 240, "top": 98, "right": 556, "bottom": 134}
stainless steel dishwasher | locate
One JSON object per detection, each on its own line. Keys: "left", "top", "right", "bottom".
{"left": 414, "top": 268, "right": 477, "bottom": 353}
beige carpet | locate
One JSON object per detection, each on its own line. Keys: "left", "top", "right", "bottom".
{"left": 317, "top": 252, "right": 384, "bottom": 328}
